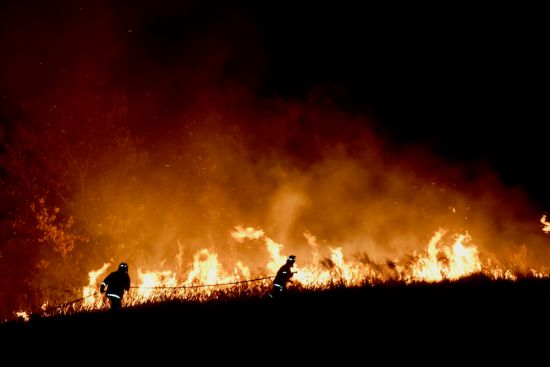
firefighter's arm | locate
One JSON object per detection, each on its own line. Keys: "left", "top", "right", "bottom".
{"left": 289, "top": 271, "right": 298, "bottom": 282}
{"left": 100, "top": 274, "right": 110, "bottom": 293}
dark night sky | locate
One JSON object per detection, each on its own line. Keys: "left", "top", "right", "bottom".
{"left": 254, "top": 3, "right": 549, "bottom": 208}
{"left": 1, "top": 1, "right": 549, "bottom": 208}
{"left": 113, "top": 1, "right": 549, "bottom": 210}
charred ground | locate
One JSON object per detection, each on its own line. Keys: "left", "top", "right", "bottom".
{"left": 2, "top": 276, "right": 549, "bottom": 361}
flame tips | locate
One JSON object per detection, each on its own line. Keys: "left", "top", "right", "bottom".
{"left": 230, "top": 225, "right": 265, "bottom": 243}
{"left": 31, "top": 223, "right": 549, "bottom": 319}
{"left": 541, "top": 215, "right": 550, "bottom": 234}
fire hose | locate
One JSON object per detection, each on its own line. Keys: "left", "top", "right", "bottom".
{"left": 129, "top": 275, "right": 275, "bottom": 289}
{"left": 14, "top": 275, "right": 277, "bottom": 322}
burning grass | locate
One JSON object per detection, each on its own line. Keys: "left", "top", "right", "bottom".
{"left": 8, "top": 224, "right": 549, "bottom": 322}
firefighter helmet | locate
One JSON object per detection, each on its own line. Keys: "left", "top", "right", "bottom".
{"left": 118, "top": 262, "right": 128, "bottom": 272}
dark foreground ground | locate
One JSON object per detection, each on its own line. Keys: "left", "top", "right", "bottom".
{"left": 2, "top": 276, "right": 549, "bottom": 362}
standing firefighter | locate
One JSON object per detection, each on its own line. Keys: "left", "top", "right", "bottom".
{"left": 269, "top": 255, "right": 296, "bottom": 299}
{"left": 100, "top": 262, "right": 131, "bottom": 311}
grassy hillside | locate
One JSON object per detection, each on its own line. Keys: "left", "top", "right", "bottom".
{"left": 2, "top": 276, "right": 549, "bottom": 362}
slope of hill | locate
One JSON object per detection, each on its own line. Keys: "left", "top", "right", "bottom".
{"left": 2, "top": 277, "right": 549, "bottom": 362}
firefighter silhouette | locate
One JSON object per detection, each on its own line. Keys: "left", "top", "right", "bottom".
{"left": 269, "top": 255, "right": 296, "bottom": 299}
{"left": 100, "top": 262, "right": 130, "bottom": 311}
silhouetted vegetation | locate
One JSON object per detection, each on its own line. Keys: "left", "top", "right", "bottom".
{"left": 2, "top": 277, "right": 549, "bottom": 361}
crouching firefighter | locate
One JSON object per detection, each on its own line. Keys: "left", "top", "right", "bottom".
{"left": 269, "top": 255, "right": 296, "bottom": 299}
{"left": 100, "top": 262, "right": 131, "bottom": 311}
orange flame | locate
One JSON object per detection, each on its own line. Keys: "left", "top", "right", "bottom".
{"left": 265, "top": 237, "right": 287, "bottom": 274}
{"left": 406, "top": 230, "right": 481, "bottom": 282}
{"left": 94, "top": 226, "right": 548, "bottom": 310}
{"left": 186, "top": 249, "right": 224, "bottom": 285}
{"left": 82, "top": 263, "right": 110, "bottom": 309}
{"left": 15, "top": 311, "right": 29, "bottom": 322}
{"left": 541, "top": 215, "right": 550, "bottom": 234}
{"left": 22, "top": 224, "right": 549, "bottom": 319}
{"left": 230, "top": 226, "right": 265, "bottom": 242}
{"left": 136, "top": 270, "right": 177, "bottom": 299}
